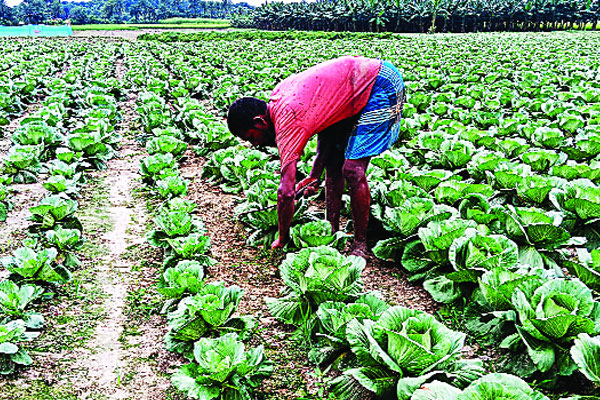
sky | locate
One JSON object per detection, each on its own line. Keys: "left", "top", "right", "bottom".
{"left": 6, "top": 0, "right": 306, "bottom": 8}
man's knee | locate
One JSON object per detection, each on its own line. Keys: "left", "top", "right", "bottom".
{"left": 342, "top": 160, "right": 368, "bottom": 186}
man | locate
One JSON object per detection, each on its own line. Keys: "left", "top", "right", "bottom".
{"left": 227, "top": 56, "right": 405, "bottom": 258}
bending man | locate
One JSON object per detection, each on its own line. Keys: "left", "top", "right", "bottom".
{"left": 227, "top": 56, "right": 404, "bottom": 258}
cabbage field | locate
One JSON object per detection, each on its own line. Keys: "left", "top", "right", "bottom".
{"left": 1, "top": 31, "right": 600, "bottom": 399}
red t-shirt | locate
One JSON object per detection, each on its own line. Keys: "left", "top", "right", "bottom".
{"left": 268, "top": 56, "right": 382, "bottom": 169}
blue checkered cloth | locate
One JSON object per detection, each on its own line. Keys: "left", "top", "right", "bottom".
{"left": 345, "top": 61, "right": 405, "bottom": 159}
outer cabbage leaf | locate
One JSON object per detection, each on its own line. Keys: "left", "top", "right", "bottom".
{"left": 459, "top": 373, "right": 550, "bottom": 400}
{"left": 564, "top": 248, "right": 600, "bottom": 292}
{"left": 571, "top": 333, "right": 600, "bottom": 385}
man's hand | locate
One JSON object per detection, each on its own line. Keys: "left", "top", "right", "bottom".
{"left": 296, "top": 177, "right": 319, "bottom": 197}
{"left": 271, "top": 236, "right": 288, "bottom": 249}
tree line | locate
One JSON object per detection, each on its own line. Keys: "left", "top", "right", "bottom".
{"left": 230, "top": 0, "right": 600, "bottom": 33}
{"left": 0, "top": 0, "right": 249, "bottom": 25}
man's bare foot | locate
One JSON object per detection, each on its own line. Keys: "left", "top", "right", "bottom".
{"left": 350, "top": 242, "right": 370, "bottom": 260}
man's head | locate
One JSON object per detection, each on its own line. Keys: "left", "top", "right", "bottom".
{"left": 227, "top": 97, "right": 276, "bottom": 147}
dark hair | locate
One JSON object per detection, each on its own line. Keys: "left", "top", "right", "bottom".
{"left": 227, "top": 97, "right": 268, "bottom": 137}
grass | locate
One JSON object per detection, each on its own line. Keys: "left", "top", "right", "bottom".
{"left": 32, "top": 268, "right": 107, "bottom": 353}
{"left": 76, "top": 176, "right": 114, "bottom": 235}
{"left": 0, "top": 380, "right": 83, "bottom": 400}
{"left": 261, "top": 336, "right": 316, "bottom": 399}
{"left": 72, "top": 19, "right": 230, "bottom": 31}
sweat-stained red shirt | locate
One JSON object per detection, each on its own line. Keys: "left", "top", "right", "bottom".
{"left": 268, "top": 56, "right": 382, "bottom": 169}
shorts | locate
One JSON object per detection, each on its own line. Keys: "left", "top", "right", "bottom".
{"left": 344, "top": 60, "right": 405, "bottom": 160}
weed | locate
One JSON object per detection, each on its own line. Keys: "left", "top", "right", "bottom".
{"left": 299, "top": 365, "right": 336, "bottom": 400}
{"left": 125, "top": 285, "right": 162, "bottom": 319}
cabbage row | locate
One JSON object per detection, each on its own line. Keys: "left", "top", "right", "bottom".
{"left": 0, "top": 40, "right": 77, "bottom": 126}
{"left": 0, "top": 42, "right": 126, "bottom": 375}
{"left": 135, "top": 86, "right": 274, "bottom": 398}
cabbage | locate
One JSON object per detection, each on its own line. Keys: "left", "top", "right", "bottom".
{"left": 290, "top": 220, "right": 349, "bottom": 250}
{"left": 330, "top": 306, "right": 483, "bottom": 400}
{"left": 171, "top": 333, "right": 272, "bottom": 399}
{"left": 266, "top": 246, "right": 366, "bottom": 326}
{"left": 571, "top": 333, "right": 600, "bottom": 385}
{"left": 512, "top": 278, "right": 600, "bottom": 374}
{"left": 145, "top": 135, "right": 187, "bottom": 157}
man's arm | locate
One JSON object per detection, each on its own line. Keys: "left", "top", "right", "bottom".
{"left": 310, "top": 133, "right": 331, "bottom": 179}
{"left": 297, "top": 133, "right": 334, "bottom": 195}
{"left": 272, "top": 160, "right": 297, "bottom": 249}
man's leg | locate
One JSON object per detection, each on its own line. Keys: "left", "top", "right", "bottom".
{"left": 342, "top": 157, "right": 371, "bottom": 258}
{"left": 317, "top": 116, "right": 357, "bottom": 234}
{"left": 324, "top": 145, "right": 345, "bottom": 233}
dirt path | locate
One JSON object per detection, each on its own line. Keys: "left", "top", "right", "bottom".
{"left": 71, "top": 148, "right": 136, "bottom": 398}
{"left": 67, "top": 55, "right": 175, "bottom": 400}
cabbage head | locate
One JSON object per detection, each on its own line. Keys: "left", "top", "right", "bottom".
{"left": 138, "top": 153, "right": 177, "bottom": 184}
{"left": 290, "top": 220, "right": 349, "bottom": 250}
{"left": 235, "top": 178, "right": 308, "bottom": 247}
{"left": 448, "top": 229, "right": 519, "bottom": 282}
{"left": 551, "top": 179, "right": 600, "bottom": 221}
{"left": 157, "top": 260, "right": 205, "bottom": 299}
{"left": 331, "top": 306, "right": 482, "bottom": 400}
{"left": 373, "top": 198, "right": 457, "bottom": 263}
{"left": 156, "top": 175, "right": 188, "bottom": 199}
{"left": 147, "top": 211, "right": 205, "bottom": 248}
{"left": 512, "top": 278, "right": 600, "bottom": 374}
{"left": 145, "top": 135, "right": 187, "bottom": 158}
{"left": 171, "top": 333, "right": 272, "bottom": 400}
{"left": 309, "top": 293, "right": 389, "bottom": 366}
{"left": 400, "top": 219, "right": 477, "bottom": 277}
{"left": 1, "top": 246, "right": 71, "bottom": 284}
{"left": 0, "top": 280, "right": 44, "bottom": 319}
{"left": 28, "top": 195, "right": 82, "bottom": 232}
{"left": 495, "top": 205, "right": 571, "bottom": 250}
{"left": 164, "top": 233, "right": 216, "bottom": 269}
{"left": 166, "top": 282, "right": 250, "bottom": 345}
{"left": 266, "top": 246, "right": 365, "bottom": 326}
